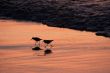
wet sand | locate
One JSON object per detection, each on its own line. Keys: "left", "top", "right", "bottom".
{"left": 0, "top": 20, "right": 110, "bottom": 73}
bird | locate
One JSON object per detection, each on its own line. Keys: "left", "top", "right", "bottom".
{"left": 32, "top": 37, "right": 42, "bottom": 41}
{"left": 43, "top": 40, "right": 53, "bottom": 44}
{"left": 32, "top": 37, "right": 42, "bottom": 46}
{"left": 43, "top": 40, "right": 53, "bottom": 48}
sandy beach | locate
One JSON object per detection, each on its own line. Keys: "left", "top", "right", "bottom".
{"left": 0, "top": 20, "right": 110, "bottom": 73}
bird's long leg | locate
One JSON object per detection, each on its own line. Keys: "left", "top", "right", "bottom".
{"left": 50, "top": 44, "right": 53, "bottom": 48}
{"left": 35, "top": 41, "right": 39, "bottom": 46}
{"left": 35, "top": 41, "right": 36, "bottom": 46}
{"left": 45, "top": 44, "right": 48, "bottom": 49}
{"left": 38, "top": 41, "right": 40, "bottom": 47}
{"left": 46, "top": 44, "right": 53, "bottom": 48}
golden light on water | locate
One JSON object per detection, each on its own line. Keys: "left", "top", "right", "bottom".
{"left": 0, "top": 20, "right": 110, "bottom": 73}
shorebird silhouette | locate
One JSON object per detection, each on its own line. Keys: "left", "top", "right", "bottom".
{"left": 32, "top": 37, "right": 42, "bottom": 46}
{"left": 43, "top": 40, "right": 53, "bottom": 48}
{"left": 43, "top": 40, "right": 53, "bottom": 55}
{"left": 43, "top": 40, "right": 53, "bottom": 44}
{"left": 32, "top": 37, "right": 42, "bottom": 50}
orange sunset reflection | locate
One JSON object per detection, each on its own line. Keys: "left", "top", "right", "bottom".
{"left": 0, "top": 20, "right": 110, "bottom": 73}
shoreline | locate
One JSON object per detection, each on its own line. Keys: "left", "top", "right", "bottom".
{"left": 0, "top": 18, "right": 110, "bottom": 38}
{"left": 0, "top": 0, "right": 110, "bottom": 38}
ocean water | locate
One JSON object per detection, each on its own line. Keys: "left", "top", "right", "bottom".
{"left": 0, "top": 20, "right": 110, "bottom": 73}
